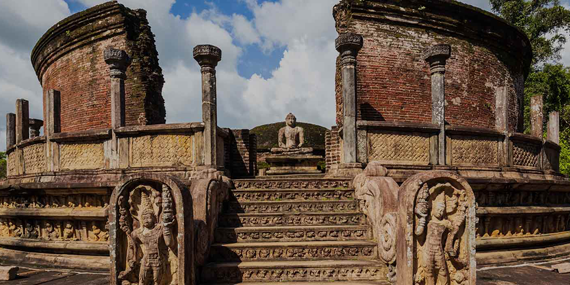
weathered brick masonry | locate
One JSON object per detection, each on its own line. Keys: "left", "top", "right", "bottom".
{"left": 31, "top": 1, "right": 165, "bottom": 133}
{"left": 229, "top": 129, "right": 257, "bottom": 177}
{"left": 334, "top": 0, "right": 530, "bottom": 133}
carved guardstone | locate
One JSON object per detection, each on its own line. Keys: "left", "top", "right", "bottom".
{"left": 109, "top": 174, "right": 194, "bottom": 285}
{"left": 267, "top": 113, "right": 321, "bottom": 175}
{"left": 397, "top": 171, "right": 476, "bottom": 285}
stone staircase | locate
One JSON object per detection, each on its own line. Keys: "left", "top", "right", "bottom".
{"left": 201, "top": 177, "right": 389, "bottom": 284}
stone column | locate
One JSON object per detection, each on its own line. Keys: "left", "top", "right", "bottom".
{"left": 104, "top": 48, "right": 130, "bottom": 169}
{"left": 46, "top": 89, "right": 61, "bottom": 172}
{"left": 15, "top": 99, "right": 29, "bottom": 144}
{"left": 45, "top": 89, "right": 61, "bottom": 136}
{"left": 495, "top": 81, "right": 510, "bottom": 166}
{"left": 335, "top": 33, "right": 363, "bottom": 164}
{"left": 6, "top": 113, "right": 15, "bottom": 149}
{"left": 548, "top": 111, "right": 559, "bottom": 144}
{"left": 530, "top": 95, "right": 544, "bottom": 138}
{"left": 194, "top": 45, "right": 222, "bottom": 167}
{"left": 424, "top": 44, "right": 451, "bottom": 165}
{"left": 104, "top": 48, "right": 129, "bottom": 129}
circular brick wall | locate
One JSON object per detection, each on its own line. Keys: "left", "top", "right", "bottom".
{"left": 334, "top": 0, "right": 532, "bottom": 133}
{"left": 31, "top": 1, "right": 165, "bottom": 133}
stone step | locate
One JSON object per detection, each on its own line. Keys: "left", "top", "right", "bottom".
{"left": 225, "top": 200, "right": 359, "bottom": 214}
{"left": 230, "top": 188, "right": 355, "bottom": 202}
{"left": 201, "top": 260, "right": 388, "bottom": 284}
{"left": 209, "top": 241, "right": 377, "bottom": 262}
{"left": 214, "top": 225, "right": 371, "bottom": 243}
{"left": 218, "top": 212, "right": 367, "bottom": 228}
{"left": 233, "top": 179, "right": 352, "bottom": 191}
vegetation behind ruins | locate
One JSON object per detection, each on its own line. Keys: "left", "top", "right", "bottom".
{"left": 0, "top": 152, "right": 5, "bottom": 179}
{"left": 491, "top": 0, "right": 570, "bottom": 175}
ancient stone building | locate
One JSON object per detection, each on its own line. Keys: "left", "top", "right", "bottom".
{"left": 0, "top": 0, "right": 568, "bottom": 284}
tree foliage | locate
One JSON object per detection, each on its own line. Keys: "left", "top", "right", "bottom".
{"left": 0, "top": 152, "right": 6, "bottom": 179}
{"left": 490, "top": 0, "right": 570, "bottom": 65}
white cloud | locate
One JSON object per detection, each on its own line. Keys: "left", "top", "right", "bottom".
{"left": 231, "top": 14, "right": 260, "bottom": 46}
{"left": 0, "top": 0, "right": 69, "bottom": 151}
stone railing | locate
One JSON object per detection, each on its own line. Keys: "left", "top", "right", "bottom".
{"left": 5, "top": 123, "right": 232, "bottom": 177}
{"left": 356, "top": 121, "right": 560, "bottom": 172}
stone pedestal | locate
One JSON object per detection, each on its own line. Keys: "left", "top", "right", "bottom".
{"left": 266, "top": 155, "right": 322, "bottom": 175}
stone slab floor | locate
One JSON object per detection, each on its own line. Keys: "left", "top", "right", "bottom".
{"left": 0, "top": 260, "right": 569, "bottom": 285}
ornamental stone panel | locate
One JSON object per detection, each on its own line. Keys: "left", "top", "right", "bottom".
{"left": 368, "top": 130, "right": 430, "bottom": 165}
{"left": 60, "top": 143, "right": 105, "bottom": 170}
{"left": 131, "top": 134, "right": 194, "bottom": 167}
{"left": 22, "top": 143, "right": 46, "bottom": 174}
{"left": 512, "top": 141, "right": 541, "bottom": 168}
{"left": 449, "top": 135, "right": 499, "bottom": 166}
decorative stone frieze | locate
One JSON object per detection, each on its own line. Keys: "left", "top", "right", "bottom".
{"left": 234, "top": 179, "right": 351, "bottom": 190}
{"left": 59, "top": 142, "right": 105, "bottom": 170}
{"left": 131, "top": 134, "right": 195, "bottom": 167}
{"left": 232, "top": 189, "right": 354, "bottom": 202}
{"left": 227, "top": 200, "right": 358, "bottom": 213}
{"left": 368, "top": 130, "right": 430, "bottom": 164}
{"left": 201, "top": 263, "right": 386, "bottom": 283}
{"left": 215, "top": 226, "right": 369, "bottom": 243}
{"left": 218, "top": 212, "right": 366, "bottom": 227}
{"left": 210, "top": 243, "right": 376, "bottom": 262}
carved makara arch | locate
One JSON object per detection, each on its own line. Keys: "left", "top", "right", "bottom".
{"left": 109, "top": 174, "right": 194, "bottom": 285}
{"left": 396, "top": 171, "right": 476, "bottom": 285}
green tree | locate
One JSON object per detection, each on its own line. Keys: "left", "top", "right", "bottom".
{"left": 491, "top": 0, "right": 570, "bottom": 175}
{"left": 490, "top": 0, "right": 570, "bottom": 65}
{"left": 0, "top": 152, "right": 6, "bottom": 179}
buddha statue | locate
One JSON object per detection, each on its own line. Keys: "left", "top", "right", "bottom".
{"left": 271, "top": 113, "right": 313, "bottom": 155}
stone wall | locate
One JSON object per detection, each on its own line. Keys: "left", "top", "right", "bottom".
{"left": 333, "top": 0, "right": 531, "bottom": 133}
{"left": 229, "top": 129, "right": 257, "bottom": 177}
{"left": 325, "top": 127, "right": 341, "bottom": 172}
{"left": 32, "top": 1, "right": 165, "bottom": 133}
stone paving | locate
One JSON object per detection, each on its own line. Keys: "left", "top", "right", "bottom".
{"left": 1, "top": 260, "right": 569, "bottom": 285}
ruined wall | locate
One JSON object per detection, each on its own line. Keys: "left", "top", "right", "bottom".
{"left": 32, "top": 1, "right": 165, "bottom": 133}
{"left": 229, "top": 129, "right": 257, "bottom": 177}
{"left": 334, "top": 0, "right": 531, "bottom": 133}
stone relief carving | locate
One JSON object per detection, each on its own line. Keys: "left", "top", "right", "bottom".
{"left": 353, "top": 162, "right": 399, "bottom": 282}
{"left": 0, "top": 194, "right": 109, "bottom": 209}
{"left": 397, "top": 172, "right": 476, "bottom": 285}
{"left": 110, "top": 174, "right": 194, "bottom": 285}
{"left": 414, "top": 183, "right": 469, "bottom": 285}
{"left": 116, "top": 185, "right": 177, "bottom": 285}
{"left": 477, "top": 214, "right": 570, "bottom": 238}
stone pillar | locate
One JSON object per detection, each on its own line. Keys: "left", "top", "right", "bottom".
{"left": 548, "top": 111, "right": 559, "bottom": 144}
{"left": 530, "top": 95, "right": 544, "bottom": 138}
{"left": 424, "top": 44, "right": 451, "bottom": 165}
{"left": 335, "top": 33, "right": 363, "bottom": 164}
{"left": 194, "top": 45, "right": 222, "bottom": 167}
{"left": 15, "top": 99, "right": 29, "bottom": 144}
{"left": 29, "top": 119, "right": 43, "bottom": 138}
{"left": 104, "top": 48, "right": 129, "bottom": 129}
{"left": 495, "top": 82, "right": 509, "bottom": 166}
{"left": 6, "top": 113, "right": 15, "bottom": 149}
{"left": 45, "top": 90, "right": 61, "bottom": 136}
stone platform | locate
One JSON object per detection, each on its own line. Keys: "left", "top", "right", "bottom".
{"left": 266, "top": 155, "right": 322, "bottom": 175}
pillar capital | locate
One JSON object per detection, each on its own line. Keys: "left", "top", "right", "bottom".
{"left": 193, "top": 45, "right": 222, "bottom": 70}
{"left": 104, "top": 48, "right": 130, "bottom": 79}
{"left": 335, "top": 33, "right": 363, "bottom": 65}
{"left": 423, "top": 44, "right": 451, "bottom": 74}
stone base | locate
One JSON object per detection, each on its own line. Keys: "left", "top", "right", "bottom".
{"left": 270, "top": 147, "right": 314, "bottom": 155}
{"left": 326, "top": 163, "right": 364, "bottom": 178}
{"left": 266, "top": 155, "right": 322, "bottom": 175}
